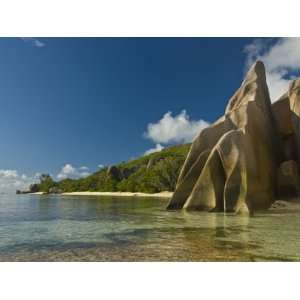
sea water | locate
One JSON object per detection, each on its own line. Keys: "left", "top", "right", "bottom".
{"left": 0, "top": 194, "right": 299, "bottom": 261}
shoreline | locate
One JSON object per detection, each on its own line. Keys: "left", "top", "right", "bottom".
{"left": 27, "top": 192, "right": 46, "bottom": 195}
{"left": 29, "top": 191, "right": 173, "bottom": 198}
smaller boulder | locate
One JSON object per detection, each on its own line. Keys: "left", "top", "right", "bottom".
{"left": 277, "top": 160, "right": 300, "bottom": 199}
{"left": 49, "top": 187, "right": 63, "bottom": 194}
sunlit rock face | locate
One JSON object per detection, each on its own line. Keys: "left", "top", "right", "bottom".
{"left": 167, "top": 61, "right": 300, "bottom": 214}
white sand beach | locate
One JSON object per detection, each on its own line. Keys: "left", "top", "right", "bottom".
{"left": 28, "top": 192, "right": 47, "bottom": 195}
{"left": 61, "top": 191, "right": 173, "bottom": 198}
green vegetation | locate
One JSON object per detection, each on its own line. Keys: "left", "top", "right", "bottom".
{"left": 31, "top": 144, "right": 190, "bottom": 193}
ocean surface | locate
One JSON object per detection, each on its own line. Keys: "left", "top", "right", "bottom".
{"left": 0, "top": 194, "right": 299, "bottom": 261}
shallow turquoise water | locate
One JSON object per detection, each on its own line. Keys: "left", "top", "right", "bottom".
{"left": 0, "top": 194, "right": 299, "bottom": 261}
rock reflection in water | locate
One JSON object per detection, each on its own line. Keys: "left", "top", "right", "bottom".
{"left": 0, "top": 194, "right": 299, "bottom": 261}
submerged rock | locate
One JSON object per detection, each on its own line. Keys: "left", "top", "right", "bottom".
{"left": 270, "top": 200, "right": 300, "bottom": 212}
{"left": 167, "top": 61, "right": 300, "bottom": 214}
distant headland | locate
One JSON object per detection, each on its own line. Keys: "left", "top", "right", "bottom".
{"left": 19, "top": 144, "right": 189, "bottom": 197}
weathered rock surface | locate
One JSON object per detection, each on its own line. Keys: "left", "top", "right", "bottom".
{"left": 49, "top": 187, "right": 63, "bottom": 194}
{"left": 106, "top": 166, "right": 122, "bottom": 181}
{"left": 146, "top": 156, "right": 164, "bottom": 170}
{"left": 167, "top": 61, "right": 300, "bottom": 214}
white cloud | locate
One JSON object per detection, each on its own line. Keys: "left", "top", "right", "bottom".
{"left": 80, "top": 172, "right": 90, "bottom": 177}
{"left": 20, "top": 37, "right": 45, "bottom": 48}
{"left": 244, "top": 38, "right": 300, "bottom": 101}
{"left": 79, "top": 166, "right": 89, "bottom": 171}
{"left": 0, "top": 169, "right": 18, "bottom": 179}
{"left": 0, "top": 169, "right": 38, "bottom": 194}
{"left": 98, "top": 164, "right": 104, "bottom": 169}
{"left": 144, "top": 110, "right": 209, "bottom": 144}
{"left": 57, "top": 164, "right": 90, "bottom": 180}
{"left": 34, "top": 172, "right": 42, "bottom": 179}
{"left": 0, "top": 164, "right": 92, "bottom": 193}
{"left": 144, "top": 143, "right": 164, "bottom": 155}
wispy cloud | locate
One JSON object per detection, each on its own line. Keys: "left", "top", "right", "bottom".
{"left": 244, "top": 38, "right": 300, "bottom": 101}
{"left": 57, "top": 164, "right": 90, "bottom": 180}
{"left": 144, "top": 143, "right": 164, "bottom": 156}
{"left": 20, "top": 37, "right": 46, "bottom": 48}
{"left": 79, "top": 166, "right": 89, "bottom": 171}
{"left": 144, "top": 110, "right": 209, "bottom": 145}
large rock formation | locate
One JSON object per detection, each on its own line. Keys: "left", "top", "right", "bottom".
{"left": 167, "top": 61, "right": 300, "bottom": 214}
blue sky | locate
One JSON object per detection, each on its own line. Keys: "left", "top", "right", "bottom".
{"left": 0, "top": 37, "right": 299, "bottom": 192}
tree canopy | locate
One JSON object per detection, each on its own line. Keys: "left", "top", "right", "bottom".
{"left": 31, "top": 144, "right": 190, "bottom": 193}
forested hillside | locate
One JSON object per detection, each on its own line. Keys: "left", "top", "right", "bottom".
{"left": 30, "top": 144, "right": 190, "bottom": 194}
